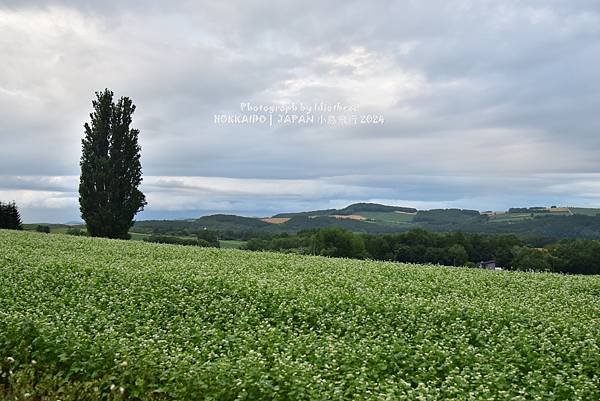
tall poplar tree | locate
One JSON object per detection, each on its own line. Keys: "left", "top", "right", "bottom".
{"left": 79, "top": 89, "right": 146, "bottom": 239}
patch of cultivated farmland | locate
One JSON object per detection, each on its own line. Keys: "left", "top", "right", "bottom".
{"left": 0, "top": 230, "right": 599, "bottom": 400}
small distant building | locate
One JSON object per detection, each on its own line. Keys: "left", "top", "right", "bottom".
{"left": 477, "top": 260, "right": 497, "bottom": 269}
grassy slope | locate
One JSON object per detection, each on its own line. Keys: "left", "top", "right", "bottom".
{"left": 128, "top": 231, "right": 151, "bottom": 241}
{"left": 570, "top": 207, "right": 600, "bottom": 216}
{"left": 0, "top": 230, "right": 599, "bottom": 400}
{"left": 359, "top": 211, "right": 416, "bottom": 225}
{"left": 219, "top": 239, "right": 247, "bottom": 249}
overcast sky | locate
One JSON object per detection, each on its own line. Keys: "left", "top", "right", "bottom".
{"left": 1, "top": 0, "right": 600, "bottom": 222}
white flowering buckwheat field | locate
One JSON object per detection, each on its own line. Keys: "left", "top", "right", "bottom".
{"left": 0, "top": 230, "right": 598, "bottom": 400}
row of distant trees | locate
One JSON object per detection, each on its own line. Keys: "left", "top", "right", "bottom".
{"left": 245, "top": 228, "right": 518, "bottom": 265}
{"left": 142, "top": 229, "right": 220, "bottom": 248}
{"left": 243, "top": 227, "right": 600, "bottom": 275}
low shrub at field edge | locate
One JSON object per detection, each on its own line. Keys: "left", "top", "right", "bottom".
{"left": 0, "top": 229, "right": 598, "bottom": 400}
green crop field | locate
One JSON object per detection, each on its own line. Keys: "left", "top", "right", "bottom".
{"left": 128, "top": 231, "right": 151, "bottom": 241}
{"left": 0, "top": 230, "right": 599, "bottom": 400}
{"left": 219, "top": 240, "right": 247, "bottom": 249}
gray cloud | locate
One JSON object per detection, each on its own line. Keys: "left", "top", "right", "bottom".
{"left": 1, "top": 1, "right": 599, "bottom": 222}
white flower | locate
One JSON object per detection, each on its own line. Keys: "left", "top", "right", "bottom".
{"left": 110, "top": 384, "right": 116, "bottom": 391}
{"left": 6, "top": 357, "right": 14, "bottom": 363}
{"left": 119, "top": 387, "right": 125, "bottom": 394}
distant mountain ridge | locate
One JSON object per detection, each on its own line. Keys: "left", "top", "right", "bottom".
{"left": 273, "top": 203, "right": 418, "bottom": 218}
{"left": 130, "top": 203, "right": 600, "bottom": 240}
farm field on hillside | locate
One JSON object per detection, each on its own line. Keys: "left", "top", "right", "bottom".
{"left": 569, "top": 207, "right": 600, "bottom": 216}
{"left": 0, "top": 230, "right": 599, "bottom": 400}
{"left": 359, "top": 211, "right": 416, "bottom": 225}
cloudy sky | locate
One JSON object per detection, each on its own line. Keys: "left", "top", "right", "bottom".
{"left": 1, "top": 0, "right": 599, "bottom": 222}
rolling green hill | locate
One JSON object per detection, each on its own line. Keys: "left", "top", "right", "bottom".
{"left": 272, "top": 203, "right": 417, "bottom": 218}
{"left": 128, "top": 203, "right": 600, "bottom": 240}
{"left": 132, "top": 214, "right": 272, "bottom": 236}
{"left": 23, "top": 203, "right": 600, "bottom": 240}
{"left": 1, "top": 230, "right": 598, "bottom": 399}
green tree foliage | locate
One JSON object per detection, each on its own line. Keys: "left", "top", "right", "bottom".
{"left": 550, "top": 240, "right": 600, "bottom": 275}
{"left": 143, "top": 235, "right": 212, "bottom": 247}
{"left": 35, "top": 225, "right": 51, "bottom": 233}
{"left": 310, "top": 227, "right": 367, "bottom": 259}
{"left": 197, "top": 229, "right": 221, "bottom": 248}
{"left": 244, "top": 233, "right": 313, "bottom": 254}
{"left": 362, "top": 235, "right": 393, "bottom": 260}
{"left": 65, "top": 228, "right": 87, "bottom": 236}
{"left": 510, "top": 247, "right": 555, "bottom": 272}
{"left": 79, "top": 89, "right": 146, "bottom": 239}
{"left": 0, "top": 202, "right": 23, "bottom": 230}
{"left": 447, "top": 244, "right": 469, "bottom": 266}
